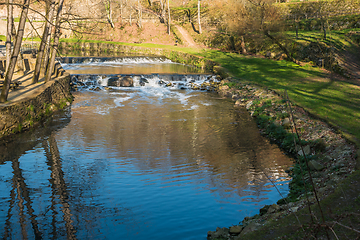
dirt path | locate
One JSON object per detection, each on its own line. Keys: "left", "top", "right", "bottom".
{"left": 175, "top": 25, "right": 199, "bottom": 48}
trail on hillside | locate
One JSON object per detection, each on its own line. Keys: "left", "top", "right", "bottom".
{"left": 175, "top": 25, "right": 199, "bottom": 48}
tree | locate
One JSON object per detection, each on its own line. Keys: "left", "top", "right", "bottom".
{"left": 247, "top": 0, "right": 296, "bottom": 62}
{"left": 167, "top": 0, "right": 171, "bottom": 34}
{"left": 197, "top": 0, "right": 201, "bottom": 34}
{"left": 104, "top": 0, "right": 115, "bottom": 28}
{"left": 138, "top": 0, "right": 142, "bottom": 28}
{"left": 32, "top": 0, "right": 56, "bottom": 83}
{"left": 0, "top": 0, "right": 30, "bottom": 103}
{"left": 5, "top": 0, "right": 13, "bottom": 73}
{"left": 45, "top": 0, "right": 65, "bottom": 83}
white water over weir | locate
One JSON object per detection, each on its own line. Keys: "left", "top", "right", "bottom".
{"left": 59, "top": 56, "right": 220, "bottom": 91}
{"left": 71, "top": 74, "right": 218, "bottom": 90}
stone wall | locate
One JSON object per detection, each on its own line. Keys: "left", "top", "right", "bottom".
{"left": 0, "top": 63, "right": 72, "bottom": 140}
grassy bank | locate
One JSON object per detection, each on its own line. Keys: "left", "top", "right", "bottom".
{"left": 195, "top": 50, "right": 360, "bottom": 147}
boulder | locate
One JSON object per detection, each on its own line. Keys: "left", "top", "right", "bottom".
{"left": 240, "top": 222, "right": 262, "bottom": 236}
{"left": 107, "top": 76, "right": 134, "bottom": 87}
{"left": 207, "top": 227, "right": 229, "bottom": 239}
{"left": 267, "top": 204, "right": 281, "bottom": 214}
{"left": 120, "top": 76, "right": 134, "bottom": 87}
{"left": 229, "top": 225, "right": 243, "bottom": 235}
{"left": 282, "top": 118, "right": 291, "bottom": 129}
{"left": 139, "top": 77, "right": 149, "bottom": 86}
{"left": 308, "top": 160, "right": 325, "bottom": 171}
{"left": 234, "top": 99, "right": 245, "bottom": 107}
{"left": 298, "top": 145, "right": 311, "bottom": 156}
{"left": 246, "top": 101, "right": 253, "bottom": 110}
{"left": 107, "top": 77, "right": 120, "bottom": 87}
{"left": 289, "top": 206, "right": 299, "bottom": 213}
{"left": 260, "top": 205, "right": 271, "bottom": 216}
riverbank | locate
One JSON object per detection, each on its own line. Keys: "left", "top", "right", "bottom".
{"left": 0, "top": 56, "right": 72, "bottom": 141}
{"left": 208, "top": 79, "right": 358, "bottom": 239}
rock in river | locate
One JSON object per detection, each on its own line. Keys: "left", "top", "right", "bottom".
{"left": 108, "top": 76, "right": 134, "bottom": 87}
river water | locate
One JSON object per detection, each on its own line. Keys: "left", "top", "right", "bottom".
{"left": 0, "top": 57, "right": 292, "bottom": 239}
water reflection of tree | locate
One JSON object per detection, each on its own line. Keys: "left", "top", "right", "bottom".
{"left": 0, "top": 110, "right": 72, "bottom": 239}
{"left": 3, "top": 157, "right": 43, "bottom": 239}
{"left": 43, "top": 134, "right": 77, "bottom": 239}
{"left": 67, "top": 91, "right": 291, "bottom": 203}
{"left": 0, "top": 108, "right": 139, "bottom": 238}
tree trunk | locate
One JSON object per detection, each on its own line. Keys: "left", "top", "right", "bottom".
{"left": 5, "top": 0, "right": 13, "bottom": 73}
{"left": 45, "top": 0, "right": 65, "bottom": 83}
{"left": 264, "top": 30, "right": 297, "bottom": 64}
{"left": 43, "top": 134, "right": 76, "bottom": 239}
{"left": 105, "top": 0, "right": 115, "bottom": 28}
{"left": 138, "top": 0, "right": 142, "bottom": 28}
{"left": 43, "top": 24, "right": 53, "bottom": 74}
{"left": 120, "top": 0, "right": 123, "bottom": 24}
{"left": 0, "top": 0, "right": 30, "bottom": 103}
{"left": 241, "top": 35, "right": 247, "bottom": 54}
{"left": 197, "top": 0, "right": 201, "bottom": 34}
{"left": 159, "top": 0, "right": 165, "bottom": 23}
{"left": 167, "top": 0, "right": 171, "bottom": 35}
{"left": 33, "top": 0, "right": 56, "bottom": 83}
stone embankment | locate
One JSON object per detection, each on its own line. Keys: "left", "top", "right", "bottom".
{"left": 207, "top": 78, "right": 358, "bottom": 239}
{"left": 0, "top": 58, "right": 72, "bottom": 140}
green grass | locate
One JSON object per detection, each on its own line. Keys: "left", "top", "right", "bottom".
{"left": 0, "top": 35, "right": 5, "bottom": 42}
{"left": 287, "top": 29, "right": 360, "bottom": 50}
{"left": 194, "top": 50, "right": 360, "bottom": 146}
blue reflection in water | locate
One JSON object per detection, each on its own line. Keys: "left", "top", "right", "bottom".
{"left": 0, "top": 60, "right": 292, "bottom": 240}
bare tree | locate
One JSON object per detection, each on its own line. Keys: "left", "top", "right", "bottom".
{"left": 5, "top": 0, "right": 13, "bottom": 73}
{"left": 0, "top": 0, "right": 30, "bottom": 103}
{"left": 138, "top": 0, "right": 142, "bottom": 28}
{"left": 197, "top": 0, "right": 201, "bottom": 34}
{"left": 159, "top": 0, "right": 166, "bottom": 23}
{"left": 167, "top": 0, "right": 170, "bottom": 34}
{"left": 32, "top": 0, "right": 56, "bottom": 83}
{"left": 45, "top": 0, "right": 65, "bottom": 83}
{"left": 43, "top": 21, "right": 53, "bottom": 74}
{"left": 247, "top": 0, "right": 296, "bottom": 63}
{"left": 104, "top": 0, "right": 115, "bottom": 28}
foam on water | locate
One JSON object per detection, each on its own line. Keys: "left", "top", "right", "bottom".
{"left": 113, "top": 93, "right": 136, "bottom": 107}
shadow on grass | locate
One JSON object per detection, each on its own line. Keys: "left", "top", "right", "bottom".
{"left": 197, "top": 50, "right": 360, "bottom": 144}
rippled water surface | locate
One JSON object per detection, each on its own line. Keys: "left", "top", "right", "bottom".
{"left": 0, "top": 57, "right": 293, "bottom": 239}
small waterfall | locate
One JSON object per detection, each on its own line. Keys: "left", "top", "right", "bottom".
{"left": 70, "top": 74, "right": 220, "bottom": 91}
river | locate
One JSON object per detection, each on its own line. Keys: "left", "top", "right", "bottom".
{"left": 0, "top": 56, "right": 292, "bottom": 239}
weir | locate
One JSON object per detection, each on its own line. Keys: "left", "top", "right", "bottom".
{"left": 58, "top": 56, "right": 219, "bottom": 90}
